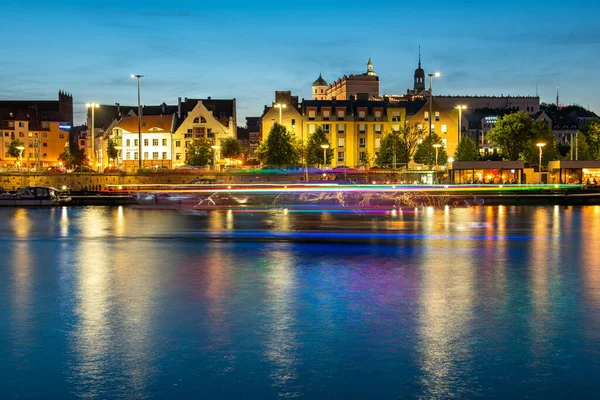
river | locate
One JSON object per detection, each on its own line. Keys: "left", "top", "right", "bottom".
{"left": 1, "top": 205, "right": 599, "bottom": 399}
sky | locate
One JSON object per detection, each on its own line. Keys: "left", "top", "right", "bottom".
{"left": 1, "top": 0, "right": 599, "bottom": 125}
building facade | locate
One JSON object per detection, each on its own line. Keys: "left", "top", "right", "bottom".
{"left": 312, "top": 59, "right": 380, "bottom": 101}
{"left": 261, "top": 91, "right": 303, "bottom": 143}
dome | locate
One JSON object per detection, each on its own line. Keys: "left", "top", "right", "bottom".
{"left": 313, "top": 73, "right": 328, "bottom": 86}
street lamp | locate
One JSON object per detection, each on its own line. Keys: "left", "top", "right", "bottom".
{"left": 537, "top": 142, "right": 546, "bottom": 182}
{"left": 86, "top": 103, "right": 99, "bottom": 170}
{"left": 427, "top": 72, "right": 440, "bottom": 170}
{"left": 131, "top": 74, "right": 144, "bottom": 169}
{"left": 320, "top": 143, "right": 329, "bottom": 169}
{"left": 433, "top": 143, "right": 442, "bottom": 170}
{"left": 274, "top": 103, "right": 286, "bottom": 124}
{"left": 211, "top": 145, "right": 221, "bottom": 171}
{"left": 15, "top": 146, "right": 25, "bottom": 171}
{"left": 455, "top": 104, "right": 467, "bottom": 143}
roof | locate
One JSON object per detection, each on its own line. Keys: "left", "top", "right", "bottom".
{"left": 313, "top": 74, "right": 328, "bottom": 86}
{"left": 115, "top": 114, "right": 175, "bottom": 133}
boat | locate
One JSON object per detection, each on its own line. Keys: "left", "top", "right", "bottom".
{"left": 0, "top": 186, "right": 72, "bottom": 206}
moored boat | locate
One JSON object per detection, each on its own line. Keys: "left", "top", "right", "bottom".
{"left": 0, "top": 186, "right": 72, "bottom": 206}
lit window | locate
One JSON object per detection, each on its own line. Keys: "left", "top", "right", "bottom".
{"left": 359, "top": 138, "right": 366, "bottom": 148}
{"left": 143, "top": 152, "right": 148, "bottom": 159}
{"left": 375, "top": 138, "right": 381, "bottom": 148}
{"left": 442, "top": 124, "right": 447, "bottom": 133}
{"left": 175, "top": 140, "right": 181, "bottom": 147}
{"left": 144, "top": 139, "right": 148, "bottom": 146}
{"left": 162, "top": 152, "right": 167, "bottom": 159}
{"left": 424, "top": 112, "right": 429, "bottom": 121}
{"left": 152, "top": 139, "right": 158, "bottom": 146}
{"left": 337, "top": 137, "right": 345, "bottom": 148}
{"left": 134, "top": 152, "right": 139, "bottom": 160}
{"left": 337, "top": 152, "right": 344, "bottom": 162}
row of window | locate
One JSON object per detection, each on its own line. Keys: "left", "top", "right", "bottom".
{"left": 4, "top": 152, "right": 49, "bottom": 158}
{"left": 125, "top": 138, "right": 169, "bottom": 147}
{"left": 334, "top": 137, "right": 382, "bottom": 149}
{"left": 306, "top": 109, "right": 400, "bottom": 121}
{"left": 125, "top": 152, "right": 169, "bottom": 160}
{"left": 307, "top": 124, "right": 388, "bottom": 135}
{"left": 335, "top": 151, "right": 380, "bottom": 163}
{"left": 3, "top": 132, "right": 58, "bottom": 138}
{"left": 4, "top": 142, "right": 49, "bottom": 148}
{"left": 423, "top": 111, "right": 440, "bottom": 122}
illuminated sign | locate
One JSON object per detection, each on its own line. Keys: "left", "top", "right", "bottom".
{"left": 59, "top": 123, "right": 72, "bottom": 131}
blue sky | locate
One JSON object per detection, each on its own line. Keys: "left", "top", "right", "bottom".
{"left": 1, "top": 0, "right": 599, "bottom": 124}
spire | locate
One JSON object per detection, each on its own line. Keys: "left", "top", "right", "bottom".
{"left": 418, "top": 45, "right": 421, "bottom": 68}
{"left": 366, "top": 57, "right": 376, "bottom": 76}
{"left": 556, "top": 86, "right": 560, "bottom": 107}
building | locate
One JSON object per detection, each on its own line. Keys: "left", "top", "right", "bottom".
{"left": 261, "top": 91, "right": 303, "bottom": 142}
{"left": 112, "top": 114, "right": 176, "bottom": 169}
{"left": 312, "top": 58, "right": 380, "bottom": 101}
{"left": 0, "top": 91, "right": 73, "bottom": 168}
{"left": 407, "top": 98, "right": 460, "bottom": 160}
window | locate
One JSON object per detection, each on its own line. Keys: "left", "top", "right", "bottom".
{"left": 359, "top": 124, "right": 366, "bottom": 134}
{"left": 42, "top": 142, "right": 47, "bottom": 147}
{"left": 435, "top": 111, "right": 440, "bottom": 121}
{"left": 392, "top": 112, "right": 401, "bottom": 122}
{"left": 184, "top": 133, "right": 193, "bottom": 138}
{"left": 424, "top": 111, "right": 429, "bottom": 121}
{"left": 374, "top": 110, "right": 382, "bottom": 120}
{"left": 308, "top": 110, "right": 316, "bottom": 120}
{"left": 201, "top": 116, "right": 207, "bottom": 123}
{"left": 19, "top": 132, "right": 24, "bottom": 137}
{"left": 19, "top": 122, "right": 24, "bottom": 127}
{"left": 152, "top": 139, "right": 159, "bottom": 146}
{"left": 375, "top": 124, "right": 382, "bottom": 134}
{"left": 359, "top": 138, "right": 366, "bottom": 148}
{"left": 337, "top": 110, "right": 345, "bottom": 120}
{"left": 162, "top": 152, "right": 167, "bottom": 160}
{"left": 80, "top": 140, "right": 85, "bottom": 146}
{"left": 28, "top": 132, "right": 33, "bottom": 137}
{"left": 134, "top": 139, "right": 139, "bottom": 146}
{"left": 134, "top": 152, "right": 139, "bottom": 160}
{"left": 337, "top": 124, "right": 345, "bottom": 134}
{"left": 3, "top": 133, "right": 7, "bottom": 137}
{"left": 291, "top": 119, "right": 296, "bottom": 126}
{"left": 126, "top": 152, "right": 131, "bottom": 160}
{"left": 337, "top": 137, "right": 345, "bottom": 147}
{"left": 126, "top": 139, "right": 131, "bottom": 146}
{"left": 43, "top": 133, "right": 47, "bottom": 137}
{"left": 358, "top": 110, "right": 366, "bottom": 120}
{"left": 323, "top": 124, "right": 330, "bottom": 133}
{"left": 193, "top": 117, "right": 199, "bottom": 123}
{"left": 323, "top": 110, "right": 330, "bottom": 120}
{"left": 176, "top": 153, "right": 181, "bottom": 161}
{"left": 143, "top": 152, "right": 148, "bottom": 159}
{"left": 59, "top": 134, "right": 64, "bottom": 139}
{"left": 375, "top": 138, "right": 381, "bottom": 148}
{"left": 308, "top": 124, "right": 316, "bottom": 134}
{"left": 152, "top": 152, "right": 159, "bottom": 160}
{"left": 185, "top": 141, "right": 190, "bottom": 148}
{"left": 42, "top": 153, "right": 47, "bottom": 158}
{"left": 144, "top": 139, "right": 149, "bottom": 146}
{"left": 392, "top": 124, "right": 400, "bottom": 133}
{"left": 175, "top": 140, "right": 181, "bottom": 147}
{"left": 337, "top": 152, "right": 344, "bottom": 162}
{"left": 187, "top": 129, "right": 193, "bottom": 134}
{"left": 41, "top": 121, "right": 49, "bottom": 129}
{"left": 8, "top": 121, "right": 14, "bottom": 128}
{"left": 442, "top": 124, "right": 447, "bottom": 133}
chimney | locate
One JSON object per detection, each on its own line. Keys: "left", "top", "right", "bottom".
{"left": 207, "top": 96, "right": 211, "bottom": 100}
{"left": 161, "top": 102, "right": 166, "bottom": 114}
{"left": 178, "top": 97, "right": 182, "bottom": 118}
{"left": 116, "top": 102, "right": 121, "bottom": 116}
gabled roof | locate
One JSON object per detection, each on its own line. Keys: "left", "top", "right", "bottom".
{"left": 115, "top": 114, "right": 175, "bottom": 133}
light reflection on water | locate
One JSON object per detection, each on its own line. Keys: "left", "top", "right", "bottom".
{"left": 1, "top": 206, "right": 600, "bottom": 398}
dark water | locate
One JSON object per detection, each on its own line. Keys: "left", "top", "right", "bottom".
{"left": 1, "top": 206, "right": 600, "bottom": 399}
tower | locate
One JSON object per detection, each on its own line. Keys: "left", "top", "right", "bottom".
{"left": 366, "top": 57, "right": 376, "bottom": 76}
{"left": 312, "top": 73, "right": 328, "bottom": 100}
{"left": 414, "top": 46, "right": 425, "bottom": 93}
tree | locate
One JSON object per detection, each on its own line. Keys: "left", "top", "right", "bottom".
{"left": 359, "top": 151, "right": 371, "bottom": 168}
{"left": 573, "top": 133, "right": 592, "bottom": 160}
{"left": 376, "top": 124, "right": 423, "bottom": 166}
{"left": 486, "top": 111, "right": 535, "bottom": 161}
{"left": 7, "top": 139, "right": 25, "bottom": 158}
{"left": 413, "top": 133, "right": 448, "bottom": 166}
{"left": 221, "top": 137, "right": 241, "bottom": 159}
{"left": 186, "top": 138, "right": 214, "bottom": 166}
{"left": 306, "top": 126, "right": 333, "bottom": 166}
{"left": 454, "top": 136, "right": 479, "bottom": 161}
{"left": 107, "top": 138, "right": 119, "bottom": 163}
{"left": 580, "top": 119, "right": 600, "bottom": 160}
{"left": 58, "top": 148, "right": 75, "bottom": 167}
{"left": 520, "top": 121, "right": 561, "bottom": 167}
{"left": 70, "top": 146, "right": 85, "bottom": 166}
{"left": 261, "top": 123, "right": 297, "bottom": 167}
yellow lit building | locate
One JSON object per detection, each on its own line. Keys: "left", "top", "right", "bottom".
{"left": 408, "top": 98, "right": 460, "bottom": 160}
{"left": 261, "top": 91, "right": 303, "bottom": 143}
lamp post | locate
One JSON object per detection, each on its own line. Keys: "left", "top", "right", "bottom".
{"left": 433, "top": 143, "right": 442, "bottom": 170}
{"left": 274, "top": 103, "right": 286, "bottom": 124}
{"left": 455, "top": 105, "right": 467, "bottom": 143}
{"left": 16, "top": 146, "right": 25, "bottom": 172}
{"left": 320, "top": 144, "right": 329, "bottom": 169}
{"left": 211, "top": 145, "right": 221, "bottom": 171}
{"left": 537, "top": 142, "right": 546, "bottom": 183}
{"left": 427, "top": 72, "right": 440, "bottom": 170}
{"left": 131, "top": 74, "right": 144, "bottom": 169}
{"left": 86, "top": 103, "right": 99, "bottom": 170}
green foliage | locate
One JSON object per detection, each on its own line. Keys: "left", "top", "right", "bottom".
{"left": 7, "top": 139, "right": 25, "bottom": 158}
{"left": 486, "top": 111, "right": 535, "bottom": 161}
{"left": 413, "top": 133, "right": 448, "bottom": 166}
{"left": 377, "top": 124, "right": 424, "bottom": 165}
{"left": 376, "top": 132, "right": 401, "bottom": 166}
{"left": 186, "top": 138, "right": 214, "bottom": 166}
{"left": 580, "top": 120, "right": 600, "bottom": 160}
{"left": 454, "top": 136, "right": 479, "bottom": 161}
{"left": 359, "top": 151, "right": 371, "bottom": 168}
{"left": 107, "top": 138, "right": 119, "bottom": 161}
{"left": 70, "top": 145, "right": 86, "bottom": 166}
{"left": 260, "top": 123, "right": 298, "bottom": 167}
{"left": 573, "top": 134, "right": 592, "bottom": 160}
{"left": 306, "top": 127, "right": 333, "bottom": 166}
{"left": 520, "top": 121, "right": 561, "bottom": 167}
{"left": 58, "top": 148, "right": 75, "bottom": 167}
{"left": 221, "top": 137, "right": 241, "bottom": 159}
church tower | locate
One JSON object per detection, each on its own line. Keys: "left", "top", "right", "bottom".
{"left": 366, "top": 57, "right": 376, "bottom": 76}
{"left": 414, "top": 47, "right": 425, "bottom": 93}
{"left": 312, "top": 73, "right": 328, "bottom": 100}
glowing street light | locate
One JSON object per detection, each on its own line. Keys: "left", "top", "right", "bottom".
{"left": 15, "top": 145, "right": 25, "bottom": 171}
{"left": 320, "top": 143, "right": 329, "bottom": 168}
{"left": 433, "top": 143, "right": 442, "bottom": 171}
{"left": 537, "top": 142, "right": 546, "bottom": 181}
{"left": 274, "top": 103, "right": 286, "bottom": 124}
{"left": 455, "top": 104, "right": 467, "bottom": 143}
{"left": 131, "top": 74, "right": 144, "bottom": 169}
{"left": 211, "top": 145, "right": 221, "bottom": 171}
{"left": 427, "top": 72, "right": 440, "bottom": 169}
{"left": 86, "top": 103, "right": 99, "bottom": 170}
